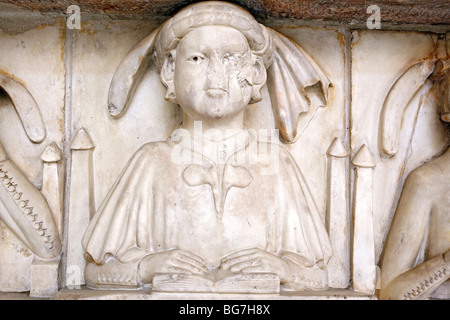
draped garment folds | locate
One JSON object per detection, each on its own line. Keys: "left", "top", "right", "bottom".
{"left": 82, "top": 131, "right": 332, "bottom": 289}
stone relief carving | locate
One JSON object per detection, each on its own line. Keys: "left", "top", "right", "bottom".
{"left": 0, "top": 72, "right": 62, "bottom": 296}
{"left": 0, "top": 0, "right": 447, "bottom": 301}
{"left": 380, "top": 44, "right": 450, "bottom": 300}
{"left": 0, "top": 73, "right": 60, "bottom": 258}
{"left": 81, "top": 1, "right": 334, "bottom": 292}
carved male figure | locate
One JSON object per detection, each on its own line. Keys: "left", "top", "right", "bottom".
{"left": 380, "top": 60, "right": 450, "bottom": 300}
{"left": 82, "top": 1, "right": 332, "bottom": 291}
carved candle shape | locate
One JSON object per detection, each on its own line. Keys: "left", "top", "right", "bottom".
{"left": 326, "top": 137, "right": 350, "bottom": 288}
{"left": 351, "top": 144, "right": 376, "bottom": 294}
{"left": 40, "top": 142, "right": 63, "bottom": 239}
{"left": 66, "top": 128, "right": 95, "bottom": 287}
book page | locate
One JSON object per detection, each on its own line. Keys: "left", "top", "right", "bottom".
{"left": 152, "top": 268, "right": 280, "bottom": 293}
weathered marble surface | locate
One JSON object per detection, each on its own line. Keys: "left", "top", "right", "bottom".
{"left": 51, "top": 287, "right": 376, "bottom": 300}
{"left": 0, "top": 0, "right": 448, "bottom": 300}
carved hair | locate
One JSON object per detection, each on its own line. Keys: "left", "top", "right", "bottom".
{"left": 108, "top": 1, "right": 332, "bottom": 143}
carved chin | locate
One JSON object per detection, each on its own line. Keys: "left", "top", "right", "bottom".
{"left": 209, "top": 107, "right": 225, "bottom": 119}
{"left": 193, "top": 96, "right": 245, "bottom": 120}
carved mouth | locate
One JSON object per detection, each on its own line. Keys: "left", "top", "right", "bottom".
{"left": 206, "top": 88, "right": 227, "bottom": 97}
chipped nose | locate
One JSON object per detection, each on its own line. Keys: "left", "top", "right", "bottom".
{"left": 207, "top": 57, "right": 228, "bottom": 93}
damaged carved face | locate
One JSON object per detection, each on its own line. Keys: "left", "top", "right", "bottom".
{"left": 171, "top": 25, "right": 256, "bottom": 121}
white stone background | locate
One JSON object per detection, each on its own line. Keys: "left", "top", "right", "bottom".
{"left": 0, "top": 13, "right": 448, "bottom": 292}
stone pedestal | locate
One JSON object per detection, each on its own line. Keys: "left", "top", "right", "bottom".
{"left": 30, "top": 257, "right": 59, "bottom": 298}
{"left": 51, "top": 287, "right": 376, "bottom": 300}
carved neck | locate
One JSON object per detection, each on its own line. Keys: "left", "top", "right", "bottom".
{"left": 171, "top": 124, "right": 251, "bottom": 165}
{"left": 180, "top": 110, "right": 245, "bottom": 140}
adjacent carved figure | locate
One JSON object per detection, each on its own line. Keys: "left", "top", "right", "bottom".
{"left": 0, "top": 73, "right": 60, "bottom": 260}
{"left": 82, "top": 1, "right": 333, "bottom": 292}
{"left": 380, "top": 57, "right": 450, "bottom": 300}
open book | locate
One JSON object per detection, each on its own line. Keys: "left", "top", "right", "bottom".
{"left": 152, "top": 269, "right": 280, "bottom": 293}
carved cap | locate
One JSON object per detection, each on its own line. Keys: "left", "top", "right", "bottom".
{"left": 153, "top": 1, "right": 273, "bottom": 70}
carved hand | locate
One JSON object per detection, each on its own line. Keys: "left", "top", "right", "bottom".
{"left": 220, "top": 247, "right": 291, "bottom": 282}
{"left": 138, "top": 249, "right": 208, "bottom": 282}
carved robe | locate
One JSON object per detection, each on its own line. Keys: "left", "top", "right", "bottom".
{"left": 82, "top": 131, "right": 332, "bottom": 290}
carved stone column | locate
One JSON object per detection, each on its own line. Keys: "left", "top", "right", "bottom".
{"left": 65, "top": 128, "right": 95, "bottom": 288}
{"left": 326, "top": 137, "right": 350, "bottom": 288}
{"left": 40, "top": 142, "right": 64, "bottom": 239}
{"left": 352, "top": 144, "right": 376, "bottom": 294}
{"left": 29, "top": 142, "right": 64, "bottom": 298}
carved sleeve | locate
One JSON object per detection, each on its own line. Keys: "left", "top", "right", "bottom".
{"left": 273, "top": 146, "right": 332, "bottom": 290}
{"left": 380, "top": 169, "right": 448, "bottom": 300}
{"left": 281, "top": 252, "right": 329, "bottom": 290}
{"left": 380, "top": 253, "right": 449, "bottom": 300}
{"left": 0, "top": 158, "right": 60, "bottom": 259}
{"left": 84, "top": 259, "right": 143, "bottom": 289}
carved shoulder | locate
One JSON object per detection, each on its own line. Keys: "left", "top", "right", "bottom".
{"left": 401, "top": 163, "right": 439, "bottom": 200}
{"left": 132, "top": 141, "right": 174, "bottom": 163}
{"left": 402, "top": 157, "right": 448, "bottom": 204}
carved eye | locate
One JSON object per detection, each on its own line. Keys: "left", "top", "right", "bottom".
{"left": 190, "top": 55, "right": 205, "bottom": 64}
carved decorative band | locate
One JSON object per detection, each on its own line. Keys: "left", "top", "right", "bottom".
{"left": 402, "top": 267, "right": 449, "bottom": 300}
{"left": 96, "top": 273, "right": 136, "bottom": 286}
{"left": 0, "top": 165, "right": 56, "bottom": 251}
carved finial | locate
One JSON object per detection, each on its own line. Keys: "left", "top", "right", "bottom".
{"left": 327, "top": 137, "right": 348, "bottom": 158}
{"left": 70, "top": 128, "right": 95, "bottom": 151}
{"left": 352, "top": 145, "right": 376, "bottom": 168}
{"left": 41, "top": 142, "right": 62, "bottom": 163}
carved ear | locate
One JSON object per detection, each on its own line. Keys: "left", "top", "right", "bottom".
{"left": 250, "top": 56, "right": 267, "bottom": 103}
{"left": 160, "top": 50, "right": 177, "bottom": 104}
